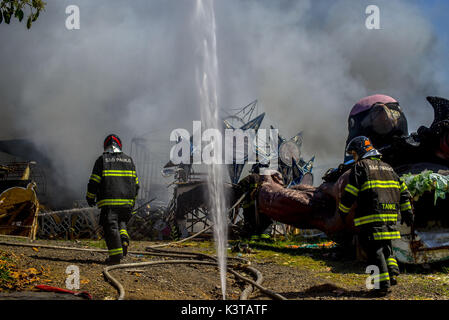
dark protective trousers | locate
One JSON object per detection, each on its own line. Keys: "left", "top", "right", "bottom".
{"left": 359, "top": 233, "right": 400, "bottom": 290}
{"left": 100, "top": 206, "right": 132, "bottom": 259}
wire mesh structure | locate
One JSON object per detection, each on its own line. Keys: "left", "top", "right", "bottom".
{"left": 37, "top": 201, "right": 175, "bottom": 241}
{"left": 37, "top": 207, "right": 103, "bottom": 240}
{"left": 163, "top": 180, "right": 214, "bottom": 239}
{"left": 127, "top": 201, "right": 172, "bottom": 240}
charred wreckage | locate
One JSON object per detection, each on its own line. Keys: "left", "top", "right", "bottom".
{"left": 1, "top": 96, "right": 449, "bottom": 265}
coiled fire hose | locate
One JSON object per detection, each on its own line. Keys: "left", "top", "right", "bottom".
{"left": 0, "top": 193, "right": 287, "bottom": 300}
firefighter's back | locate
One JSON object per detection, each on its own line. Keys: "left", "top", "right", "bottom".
{"left": 354, "top": 158, "right": 402, "bottom": 237}
{"left": 97, "top": 152, "right": 138, "bottom": 208}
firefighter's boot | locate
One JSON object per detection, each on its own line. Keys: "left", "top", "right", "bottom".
{"left": 120, "top": 229, "right": 130, "bottom": 257}
{"left": 104, "top": 255, "right": 121, "bottom": 265}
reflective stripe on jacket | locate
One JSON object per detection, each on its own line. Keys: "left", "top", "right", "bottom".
{"left": 338, "top": 157, "right": 413, "bottom": 240}
{"left": 86, "top": 152, "right": 139, "bottom": 208}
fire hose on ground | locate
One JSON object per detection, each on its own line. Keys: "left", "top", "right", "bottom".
{"left": 0, "top": 193, "right": 287, "bottom": 300}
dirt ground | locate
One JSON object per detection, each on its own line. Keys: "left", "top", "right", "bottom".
{"left": 1, "top": 237, "right": 449, "bottom": 301}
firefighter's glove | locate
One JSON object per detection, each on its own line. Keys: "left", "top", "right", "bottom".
{"left": 86, "top": 197, "right": 96, "bottom": 207}
{"left": 401, "top": 213, "right": 414, "bottom": 227}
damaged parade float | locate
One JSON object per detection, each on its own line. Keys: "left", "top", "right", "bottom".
{"left": 161, "top": 100, "right": 316, "bottom": 240}
{"left": 254, "top": 95, "right": 449, "bottom": 265}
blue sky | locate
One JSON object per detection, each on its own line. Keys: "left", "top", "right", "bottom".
{"left": 417, "top": 0, "right": 449, "bottom": 40}
{"left": 416, "top": 0, "right": 449, "bottom": 51}
{"left": 416, "top": 0, "right": 449, "bottom": 83}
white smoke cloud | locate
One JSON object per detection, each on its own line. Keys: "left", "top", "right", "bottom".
{"left": 215, "top": 0, "right": 448, "bottom": 174}
{"left": 0, "top": 0, "right": 447, "bottom": 205}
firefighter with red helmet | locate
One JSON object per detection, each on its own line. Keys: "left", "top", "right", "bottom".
{"left": 338, "top": 136, "right": 414, "bottom": 295}
{"left": 86, "top": 134, "right": 139, "bottom": 265}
